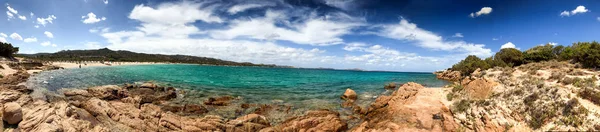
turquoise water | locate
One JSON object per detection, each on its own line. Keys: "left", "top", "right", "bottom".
{"left": 26, "top": 64, "right": 447, "bottom": 111}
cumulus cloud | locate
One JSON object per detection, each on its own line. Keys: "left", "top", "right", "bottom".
{"left": 0, "top": 33, "right": 7, "bottom": 38}
{"left": 373, "top": 18, "right": 492, "bottom": 57}
{"left": 129, "top": 1, "right": 223, "bottom": 24}
{"left": 0, "top": 37, "right": 6, "bottom": 42}
{"left": 6, "top": 5, "right": 17, "bottom": 14}
{"left": 210, "top": 10, "right": 364, "bottom": 46}
{"left": 6, "top": 11, "right": 14, "bottom": 19}
{"left": 44, "top": 31, "right": 54, "bottom": 38}
{"left": 89, "top": 27, "right": 110, "bottom": 33}
{"left": 452, "top": 33, "right": 463, "bottom": 38}
{"left": 560, "top": 5, "right": 588, "bottom": 17}
{"left": 24, "top": 37, "right": 37, "bottom": 43}
{"left": 500, "top": 42, "right": 517, "bottom": 49}
{"left": 36, "top": 15, "right": 57, "bottom": 26}
{"left": 228, "top": 3, "right": 275, "bottom": 14}
{"left": 6, "top": 5, "right": 28, "bottom": 21}
{"left": 103, "top": 0, "right": 108, "bottom": 4}
{"left": 9, "top": 33, "right": 22, "bottom": 40}
{"left": 82, "top": 12, "right": 106, "bottom": 24}
{"left": 469, "top": 7, "right": 492, "bottom": 18}
{"left": 40, "top": 41, "right": 57, "bottom": 47}
{"left": 18, "top": 15, "right": 26, "bottom": 20}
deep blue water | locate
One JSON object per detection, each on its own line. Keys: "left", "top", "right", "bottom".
{"left": 26, "top": 64, "right": 447, "bottom": 109}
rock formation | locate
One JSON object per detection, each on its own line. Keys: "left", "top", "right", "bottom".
{"left": 434, "top": 70, "right": 462, "bottom": 81}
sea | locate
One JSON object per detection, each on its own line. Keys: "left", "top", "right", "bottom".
{"left": 25, "top": 64, "right": 448, "bottom": 121}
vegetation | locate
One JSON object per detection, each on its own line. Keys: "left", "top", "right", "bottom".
{"left": 17, "top": 48, "right": 283, "bottom": 67}
{"left": 450, "top": 41, "right": 600, "bottom": 76}
{"left": 0, "top": 42, "right": 19, "bottom": 58}
{"left": 452, "top": 99, "right": 472, "bottom": 113}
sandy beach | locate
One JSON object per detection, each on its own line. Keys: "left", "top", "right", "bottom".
{"left": 50, "top": 61, "right": 170, "bottom": 69}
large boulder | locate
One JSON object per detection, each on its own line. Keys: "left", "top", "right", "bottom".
{"left": 352, "top": 82, "right": 459, "bottom": 132}
{"left": 435, "top": 70, "right": 462, "bottom": 81}
{"left": 340, "top": 88, "right": 357, "bottom": 108}
{"left": 226, "top": 114, "right": 270, "bottom": 131}
{"left": 463, "top": 78, "right": 496, "bottom": 100}
{"left": 263, "top": 110, "right": 347, "bottom": 131}
{"left": 86, "top": 85, "right": 129, "bottom": 100}
{"left": 3, "top": 102, "right": 22, "bottom": 124}
{"left": 384, "top": 82, "right": 397, "bottom": 89}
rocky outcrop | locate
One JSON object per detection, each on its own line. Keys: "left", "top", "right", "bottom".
{"left": 0, "top": 71, "right": 30, "bottom": 85}
{"left": 384, "top": 82, "right": 397, "bottom": 89}
{"left": 263, "top": 110, "right": 347, "bottom": 131}
{"left": 3, "top": 102, "right": 23, "bottom": 124}
{"left": 462, "top": 78, "right": 497, "bottom": 100}
{"left": 352, "top": 82, "right": 458, "bottom": 131}
{"left": 341, "top": 88, "right": 357, "bottom": 108}
{"left": 434, "top": 70, "right": 462, "bottom": 81}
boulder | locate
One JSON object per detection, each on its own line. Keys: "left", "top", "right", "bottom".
{"left": 183, "top": 104, "right": 209, "bottom": 115}
{"left": 140, "top": 82, "right": 158, "bottom": 89}
{"left": 87, "top": 85, "right": 129, "bottom": 100}
{"left": 226, "top": 114, "right": 270, "bottom": 131}
{"left": 463, "top": 78, "right": 496, "bottom": 100}
{"left": 352, "top": 82, "right": 458, "bottom": 132}
{"left": 435, "top": 70, "right": 462, "bottom": 81}
{"left": 3, "top": 102, "right": 22, "bottom": 124}
{"left": 341, "top": 88, "right": 357, "bottom": 101}
{"left": 384, "top": 82, "right": 397, "bottom": 89}
{"left": 265, "top": 110, "right": 347, "bottom": 131}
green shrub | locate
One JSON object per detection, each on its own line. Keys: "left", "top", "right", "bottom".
{"left": 523, "top": 44, "right": 556, "bottom": 63}
{"left": 549, "top": 72, "right": 566, "bottom": 81}
{"left": 494, "top": 48, "right": 523, "bottom": 66}
{"left": 452, "top": 85, "right": 464, "bottom": 92}
{"left": 579, "top": 88, "right": 600, "bottom": 105}
{"left": 446, "top": 93, "right": 455, "bottom": 101}
{"left": 451, "top": 55, "right": 490, "bottom": 76}
{"left": 452, "top": 99, "right": 472, "bottom": 113}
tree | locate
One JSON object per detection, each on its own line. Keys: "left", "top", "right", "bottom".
{"left": 485, "top": 57, "right": 508, "bottom": 68}
{"left": 494, "top": 48, "right": 523, "bottom": 66}
{"left": 0, "top": 42, "right": 19, "bottom": 58}
{"left": 572, "top": 41, "right": 600, "bottom": 68}
{"left": 451, "top": 55, "right": 490, "bottom": 76}
{"left": 558, "top": 46, "right": 574, "bottom": 61}
{"left": 523, "top": 44, "right": 555, "bottom": 63}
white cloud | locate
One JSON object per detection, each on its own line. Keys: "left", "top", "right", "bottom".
{"left": 560, "top": 5, "right": 589, "bottom": 17}
{"left": 228, "top": 3, "right": 274, "bottom": 14}
{"left": 548, "top": 42, "right": 558, "bottom": 46}
{"left": 40, "top": 41, "right": 57, "bottom": 47}
{"left": 129, "top": 1, "right": 223, "bottom": 24}
{"left": 210, "top": 10, "right": 363, "bottom": 46}
{"left": 6, "top": 11, "right": 14, "bottom": 19}
{"left": 103, "top": 0, "right": 108, "bottom": 4}
{"left": 452, "top": 33, "right": 463, "bottom": 38}
{"left": 18, "top": 15, "right": 26, "bottom": 20}
{"left": 40, "top": 41, "right": 50, "bottom": 46}
{"left": 24, "top": 37, "right": 37, "bottom": 43}
{"left": 500, "top": 42, "right": 516, "bottom": 49}
{"left": 0, "top": 37, "right": 6, "bottom": 42}
{"left": 6, "top": 5, "right": 17, "bottom": 14}
{"left": 34, "top": 25, "right": 39, "bottom": 28}
{"left": 322, "top": 0, "right": 357, "bottom": 11}
{"left": 373, "top": 18, "right": 492, "bottom": 57}
{"left": 597, "top": 17, "right": 600, "bottom": 22}
{"left": 44, "top": 31, "right": 54, "bottom": 38}
{"left": 82, "top": 12, "right": 106, "bottom": 24}
{"left": 9, "top": 33, "right": 22, "bottom": 40}
{"left": 469, "top": 7, "right": 492, "bottom": 18}
{"left": 84, "top": 42, "right": 103, "bottom": 49}
{"left": 36, "top": 15, "right": 57, "bottom": 26}
{"left": 0, "top": 33, "right": 7, "bottom": 38}
{"left": 492, "top": 38, "right": 498, "bottom": 41}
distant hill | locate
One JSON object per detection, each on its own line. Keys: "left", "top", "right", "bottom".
{"left": 16, "top": 48, "right": 282, "bottom": 67}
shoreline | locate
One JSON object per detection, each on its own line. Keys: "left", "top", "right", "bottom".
{"left": 49, "top": 61, "right": 172, "bottom": 69}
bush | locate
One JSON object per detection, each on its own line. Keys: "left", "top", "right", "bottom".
{"left": 523, "top": 44, "right": 556, "bottom": 63}
{"left": 572, "top": 41, "right": 600, "bottom": 68}
{"left": 0, "top": 42, "right": 19, "bottom": 58}
{"left": 549, "top": 72, "right": 566, "bottom": 81}
{"left": 452, "top": 84, "right": 464, "bottom": 92}
{"left": 579, "top": 88, "right": 600, "bottom": 105}
{"left": 452, "top": 99, "right": 472, "bottom": 113}
{"left": 494, "top": 48, "right": 523, "bottom": 66}
{"left": 451, "top": 55, "right": 490, "bottom": 76}
{"left": 446, "top": 93, "right": 455, "bottom": 101}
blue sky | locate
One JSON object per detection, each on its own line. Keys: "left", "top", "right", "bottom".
{"left": 1, "top": 0, "right": 599, "bottom": 72}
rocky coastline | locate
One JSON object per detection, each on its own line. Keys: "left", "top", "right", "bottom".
{"left": 0, "top": 62, "right": 462, "bottom": 132}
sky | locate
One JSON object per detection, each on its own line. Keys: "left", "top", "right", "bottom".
{"left": 1, "top": 0, "right": 599, "bottom": 72}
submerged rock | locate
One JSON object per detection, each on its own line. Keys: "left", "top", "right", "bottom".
{"left": 204, "top": 96, "right": 235, "bottom": 106}
{"left": 384, "top": 82, "right": 397, "bottom": 89}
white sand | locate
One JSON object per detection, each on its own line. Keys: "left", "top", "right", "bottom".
{"left": 51, "top": 61, "right": 169, "bottom": 69}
